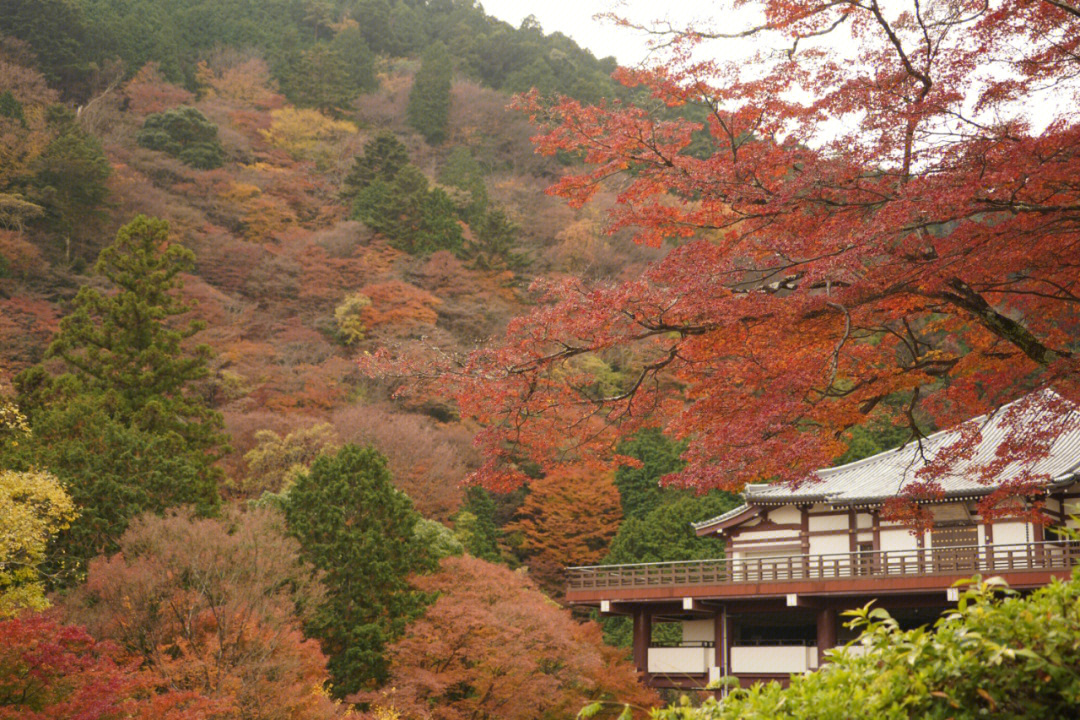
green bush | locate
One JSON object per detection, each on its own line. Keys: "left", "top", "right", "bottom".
{"left": 136, "top": 106, "right": 224, "bottom": 169}
{"left": 646, "top": 573, "right": 1080, "bottom": 720}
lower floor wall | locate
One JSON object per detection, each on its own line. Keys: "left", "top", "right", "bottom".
{"left": 631, "top": 596, "right": 947, "bottom": 690}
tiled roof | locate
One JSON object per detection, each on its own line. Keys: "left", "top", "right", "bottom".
{"left": 693, "top": 390, "right": 1080, "bottom": 529}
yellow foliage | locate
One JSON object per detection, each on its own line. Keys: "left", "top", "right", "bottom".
{"left": 223, "top": 182, "right": 263, "bottom": 202}
{"left": 259, "top": 108, "right": 357, "bottom": 166}
{"left": 0, "top": 469, "right": 77, "bottom": 617}
{"left": 0, "top": 399, "right": 29, "bottom": 450}
{"left": 334, "top": 293, "right": 372, "bottom": 345}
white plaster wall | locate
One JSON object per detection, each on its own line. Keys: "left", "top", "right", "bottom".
{"left": 766, "top": 506, "right": 802, "bottom": 525}
{"left": 879, "top": 528, "right": 919, "bottom": 553}
{"left": 993, "top": 521, "right": 1030, "bottom": 545}
{"left": 648, "top": 647, "right": 713, "bottom": 674}
{"left": 734, "top": 527, "right": 803, "bottom": 543}
{"left": 682, "top": 619, "right": 715, "bottom": 643}
{"left": 730, "top": 646, "right": 814, "bottom": 674}
{"left": 808, "top": 514, "right": 848, "bottom": 532}
{"left": 809, "top": 534, "right": 849, "bottom": 556}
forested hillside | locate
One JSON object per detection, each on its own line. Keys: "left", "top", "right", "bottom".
{"left": 0, "top": 0, "right": 696, "bottom": 716}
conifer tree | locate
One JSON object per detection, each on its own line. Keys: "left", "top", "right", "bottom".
{"left": 406, "top": 42, "right": 451, "bottom": 144}
{"left": 44, "top": 215, "right": 225, "bottom": 459}
{"left": 284, "top": 444, "right": 434, "bottom": 697}
{"left": 5, "top": 216, "right": 226, "bottom": 576}
{"left": 341, "top": 131, "right": 410, "bottom": 198}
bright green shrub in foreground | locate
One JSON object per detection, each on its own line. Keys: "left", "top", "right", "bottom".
{"left": 646, "top": 573, "right": 1080, "bottom": 720}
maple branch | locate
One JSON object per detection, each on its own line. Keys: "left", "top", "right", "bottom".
{"left": 936, "top": 277, "right": 1071, "bottom": 365}
{"left": 1042, "top": 0, "right": 1080, "bottom": 19}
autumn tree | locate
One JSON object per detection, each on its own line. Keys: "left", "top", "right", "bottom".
{"left": 355, "top": 555, "right": 658, "bottom": 720}
{"left": 0, "top": 469, "right": 76, "bottom": 616}
{"left": 507, "top": 466, "right": 622, "bottom": 594}
{"left": 369, "top": 0, "right": 1080, "bottom": 524}
{"left": 242, "top": 422, "right": 339, "bottom": 495}
{"left": 284, "top": 444, "right": 435, "bottom": 697}
{"left": 62, "top": 509, "right": 341, "bottom": 720}
{"left": 0, "top": 613, "right": 220, "bottom": 720}
{"left": 406, "top": 42, "right": 451, "bottom": 144}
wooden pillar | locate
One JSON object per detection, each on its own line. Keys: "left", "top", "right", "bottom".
{"left": 800, "top": 506, "right": 810, "bottom": 578}
{"left": 816, "top": 607, "right": 837, "bottom": 666}
{"left": 871, "top": 510, "right": 882, "bottom": 573}
{"left": 632, "top": 606, "right": 652, "bottom": 677}
{"left": 1033, "top": 517, "right": 1046, "bottom": 567}
{"left": 713, "top": 607, "right": 725, "bottom": 677}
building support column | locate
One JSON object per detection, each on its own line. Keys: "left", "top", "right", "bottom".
{"left": 816, "top": 607, "right": 837, "bottom": 667}
{"left": 632, "top": 606, "right": 652, "bottom": 679}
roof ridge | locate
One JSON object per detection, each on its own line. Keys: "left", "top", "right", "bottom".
{"left": 813, "top": 388, "right": 1065, "bottom": 479}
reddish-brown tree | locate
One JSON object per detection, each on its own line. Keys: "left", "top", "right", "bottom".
{"left": 62, "top": 509, "right": 344, "bottom": 720}
{"left": 0, "top": 613, "right": 220, "bottom": 720}
{"left": 366, "top": 0, "right": 1080, "bottom": 523}
{"left": 354, "top": 555, "right": 657, "bottom": 720}
{"left": 507, "top": 466, "right": 622, "bottom": 594}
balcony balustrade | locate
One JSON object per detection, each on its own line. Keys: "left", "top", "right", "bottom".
{"left": 567, "top": 541, "right": 1080, "bottom": 593}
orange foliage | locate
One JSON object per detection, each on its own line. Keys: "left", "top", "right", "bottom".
{"left": 63, "top": 510, "right": 344, "bottom": 720}
{"left": 195, "top": 57, "right": 285, "bottom": 111}
{"left": 0, "top": 230, "right": 44, "bottom": 276}
{"left": 508, "top": 466, "right": 622, "bottom": 595}
{"left": 355, "top": 556, "right": 657, "bottom": 720}
{"left": 124, "top": 63, "right": 195, "bottom": 115}
{"left": 358, "top": 280, "right": 440, "bottom": 331}
{"left": 0, "top": 613, "right": 223, "bottom": 720}
{"left": 332, "top": 404, "right": 473, "bottom": 519}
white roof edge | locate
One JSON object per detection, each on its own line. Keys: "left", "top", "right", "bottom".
{"left": 690, "top": 503, "right": 750, "bottom": 530}
{"left": 691, "top": 388, "right": 1077, "bottom": 530}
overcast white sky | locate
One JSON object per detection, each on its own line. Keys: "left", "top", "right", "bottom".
{"left": 478, "top": 0, "right": 1073, "bottom": 135}
{"left": 478, "top": 0, "right": 722, "bottom": 65}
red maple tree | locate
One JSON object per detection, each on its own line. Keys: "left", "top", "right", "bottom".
{"left": 0, "top": 613, "right": 220, "bottom": 720}
{"left": 364, "top": 0, "right": 1080, "bottom": 521}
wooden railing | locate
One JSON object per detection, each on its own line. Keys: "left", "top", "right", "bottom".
{"left": 566, "top": 541, "right": 1080, "bottom": 592}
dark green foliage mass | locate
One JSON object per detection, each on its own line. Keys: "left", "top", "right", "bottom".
{"left": 0, "top": 91, "right": 26, "bottom": 126}
{"left": 284, "top": 444, "right": 435, "bottom": 697}
{"left": 342, "top": 131, "right": 410, "bottom": 197}
{"left": 601, "top": 429, "right": 738, "bottom": 647}
{"left": 438, "top": 145, "right": 488, "bottom": 223}
{"left": 278, "top": 27, "right": 376, "bottom": 114}
{"left": 614, "top": 428, "right": 690, "bottom": 520}
{"left": 605, "top": 494, "right": 737, "bottom": 566}
{"left": 30, "top": 113, "right": 111, "bottom": 252}
{"left": 0, "top": 0, "right": 95, "bottom": 98}
{"left": 346, "top": 137, "right": 463, "bottom": 256}
{"left": 43, "top": 216, "right": 227, "bottom": 459}
{"left": 136, "top": 106, "right": 224, "bottom": 169}
{"left": 1, "top": 390, "right": 217, "bottom": 578}
{"left": 452, "top": 486, "right": 501, "bottom": 562}
{"left": 407, "top": 42, "right": 452, "bottom": 144}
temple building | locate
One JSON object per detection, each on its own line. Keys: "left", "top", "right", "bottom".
{"left": 565, "top": 392, "right": 1080, "bottom": 690}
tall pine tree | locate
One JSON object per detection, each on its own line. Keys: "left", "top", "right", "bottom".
{"left": 406, "top": 42, "right": 451, "bottom": 144}
{"left": 284, "top": 444, "right": 434, "bottom": 697}
{"left": 6, "top": 216, "right": 226, "bottom": 577}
